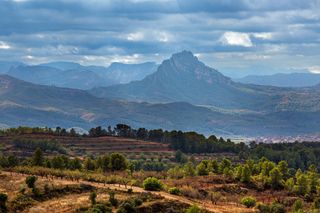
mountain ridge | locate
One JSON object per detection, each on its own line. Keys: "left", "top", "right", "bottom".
{"left": 2, "top": 74, "right": 320, "bottom": 136}
{"left": 90, "top": 51, "right": 320, "bottom": 112}
{"left": 236, "top": 72, "right": 320, "bottom": 87}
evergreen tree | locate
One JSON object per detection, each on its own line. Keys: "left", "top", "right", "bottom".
{"left": 241, "top": 165, "right": 251, "bottom": 183}
{"left": 32, "top": 148, "right": 44, "bottom": 166}
{"left": 269, "top": 167, "right": 283, "bottom": 189}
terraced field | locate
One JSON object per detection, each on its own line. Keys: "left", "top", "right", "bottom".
{"left": 0, "top": 134, "right": 174, "bottom": 160}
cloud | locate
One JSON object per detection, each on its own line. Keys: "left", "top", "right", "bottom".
{"left": 308, "top": 66, "right": 320, "bottom": 74}
{"left": 0, "top": 0, "right": 319, "bottom": 76}
{"left": 252, "top": 33, "right": 273, "bottom": 40}
{"left": 220, "top": 32, "right": 253, "bottom": 47}
{"left": 0, "top": 41, "right": 10, "bottom": 49}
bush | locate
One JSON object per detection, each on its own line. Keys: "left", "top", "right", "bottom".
{"left": 25, "top": 176, "right": 37, "bottom": 189}
{"left": 133, "top": 198, "right": 143, "bottom": 206}
{"left": 313, "top": 197, "right": 320, "bottom": 209}
{"left": 186, "top": 205, "right": 201, "bottom": 213}
{"left": 117, "top": 201, "right": 135, "bottom": 213}
{"left": 269, "top": 202, "right": 285, "bottom": 213}
{"left": 143, "top": 177, "right": 163, "bottom": 191}
{"left": 109, "top": 191, "right": 118, "bottom": 207}
{"left": 180, "top": 186, "right": 202, "bottom": 199}
{"left": 86, "top": 204, "right": 112, "bottom": 213}
{"left": 168, "top": 187, "right": 180, "bottom": 195}
{"left": 0, "top": 193, "right": 8, "bottom": 212}
{"left": 256, "top": 202, "right": 270, "bottom": 213}
{"left": 293, "top": 199, "right": 303, "bottom": 212}
{"left": 89, "top": 192, "right": 97, "bottom": 206}
{"left": 241, "top": 196, "right": 256, "bottom": 208}
{"left": 10, "top": 194, "right": 35, "bottom": 211}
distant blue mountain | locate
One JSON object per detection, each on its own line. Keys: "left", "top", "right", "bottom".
{"left": 90, "top": 51, "right": 320, "bottom": 112}
{"left": 0, "top": 61, "right": 23, "bottom": 74}
{"left": 5, "top": 61, "right": 157, "bottom": 89}
{"left": 236, "top": 73, "right": 320, "bottom": 87}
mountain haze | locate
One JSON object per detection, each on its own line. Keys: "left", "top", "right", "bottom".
{"left": 236, "top": 72, "right": 320, "bottom": 87}
{"left": 5, "top": 61, "right": 157, "bottom": 90}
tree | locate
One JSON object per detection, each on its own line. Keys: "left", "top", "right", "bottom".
{"left": 183, "top": 162, "right": 195, "bottom": 177}
{"left": 143, "top": 177, "right": 163, "bottom": 191}
{"left": 277, "top": 160, "right": 289, "bottom": 179}
{"left": 294, "top": 173, "right": 308, "bottom": 195}
{"left": 0, "top": 193, "right": 8, "bottom": 213}
{"left": 89, "top": 192, "right": 97, "bottom": 206}
{"left": 25, "top": 175, "right": 37, "bottom": 189}
{"left": 209, "top": 160, "right": 219, "bottom": 173}
{"left": 285, "top": 178, "right": 295, "bottom": 193}
{"left": 110, "top": 153, "right": 127, "bottom": 171}
{"left": 307, "top": 165, "right": 318, "bottom": 194}
{"left": 219, "top": 158, "right": 231, "bottom": 174}
{"left": 32, "top": 148, "right": 44, "bottom": 166}
{"left": 109, "top": 190, "right": 118, "bottom": 207}
{"left": 196, "top": 162, "right": 208, "bottom": 176}
{"left": 69, "top": 128, "right": 77, "bottom": 137}
{"left": 268, "top": 167, "right": 283, "bottom": 189}
{"left": 25, "top": 175, "right": 38, "bottom": 195}
{"left": 84, "top": 157, "right": 96, "bottom": 171}
{"left": 241, "top": 165, "right": 251, "bottom": 183}
{"left": 175, "top": 150, "right": 187, "bottom": 164}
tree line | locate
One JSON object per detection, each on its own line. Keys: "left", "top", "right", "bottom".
{"left": 2, "top": 125, "right": 320, "bottom": 169}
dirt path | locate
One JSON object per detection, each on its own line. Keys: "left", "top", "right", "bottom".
{"left": 3, "top": 171, "right": 254, "bottom": 213}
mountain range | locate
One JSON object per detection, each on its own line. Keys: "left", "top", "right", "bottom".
{"left": 90, "top": 51, "right": 320, "bottom": 112}
{"left": 1, "top": 51, "right": 320, "bottom": 136}
{"left": 3, "top": 61, "right": 157, "bottom": 90}
{"left": 236, "top": 72, "right": 320, "bottom": 87}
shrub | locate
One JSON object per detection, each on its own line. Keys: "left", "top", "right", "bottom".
{"left": 210, "top": 192, "right": 223, "bottom": 205}
{"left": 186, "top": 205, "right": 201, "bottom": 213}
{"left": 10, "top": 194, "right": 35, "bottom": 211}
{"left": 180, "top": 186, "right": 202, "bottom": 199}
{"left": 313, "top": 197, "right": 320, "bottom": 209}
{"left": 143, "top": 177, "right": 163, "bottom": 191}
{"left": 256, "top": 202, "right": 271, "bottom": 213}
{"left": 293, "top": 199, "right": 303, "bottom": 212}
{"left": 117, "top": 201, "right": 135, "bottom": 213}
{"left": 86, "top": 204, "right": 112, "bottom": 213}
{"left": 168, "top": 187, "right": 180, "bottom": 195}
{"left": 269, "top": 202, "right": 285, "bottom": 213}
{"left": 133, "top": 198, "right": 143, "bottom": 206}
{"left": 109, "top": 191, "right": 118, "bottom": 207}
{"left": 241, "top": 196, "right": 256, "bottom": 208}
{"left": 25, "top": 175, "right": 37, "bottom": 189}
{"left": 0, "top": 193, "right": 8, "bottom": 212}
{"left": 89, "top": 192, "right": 97, "bottom": 206}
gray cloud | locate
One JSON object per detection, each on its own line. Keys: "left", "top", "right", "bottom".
{"left": 0, "top": 0, "right": 319, "bottom": 76}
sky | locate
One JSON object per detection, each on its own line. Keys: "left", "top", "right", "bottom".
{"left": 0, "top": 0, "right": 320, "bottom": 77}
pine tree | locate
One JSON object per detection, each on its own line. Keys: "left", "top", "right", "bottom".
{"left": 32, "top": 148, "right": 44, "bottom": 166}
{"left": 241, "top": 165, "right": 251, "bottom": 183}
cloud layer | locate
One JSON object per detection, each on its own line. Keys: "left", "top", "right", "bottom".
{"left": 0, "top": 0, "right": 319, "bottom": 76}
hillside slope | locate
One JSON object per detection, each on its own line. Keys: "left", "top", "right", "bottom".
{"left": 1, "top": 74, "right": 320, "bottom": 136}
